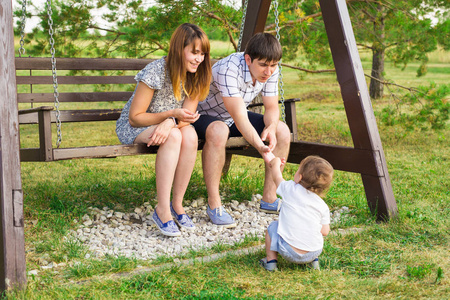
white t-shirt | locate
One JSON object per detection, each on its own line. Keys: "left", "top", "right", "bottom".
{"left": 276, "top": 180, "right": 330, "bottom": 251}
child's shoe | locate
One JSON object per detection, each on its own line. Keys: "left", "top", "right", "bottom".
{"left": 259, "top": 258, "right": 278, "bottom": 271}
{"left": 308, "top": 258, "right": 320, "bottom": 270}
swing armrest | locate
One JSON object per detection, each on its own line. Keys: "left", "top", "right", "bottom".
{"left": 18, "top": 106, "right": 54, "bottom": 115}
{"left": 247, "top": 98, "right": 300, "bottom": 141}
{"left": 19, "top": 106, "right": 54, "bottom": 162}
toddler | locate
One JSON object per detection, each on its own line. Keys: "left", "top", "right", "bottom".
{"left": 260, "top": 155, "right": 334, "bottom": 271}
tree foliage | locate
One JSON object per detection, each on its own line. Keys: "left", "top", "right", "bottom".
{"left": 379, "top": 83, "right": 449, "bottom": 131}
{"left": 14, "top": 0, "right": 449, "bottom": 130}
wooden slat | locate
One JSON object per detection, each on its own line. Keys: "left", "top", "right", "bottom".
{"left": 18, "top": 92, "right": 132, "bottom": 103}
{"left": 52, "top": 144, "right": 159, "bottom": 160}
{"left": 15, "top": 57, "right": 218, "bottom": 71}
{"left": 20, "top": 137, "right": 253, "bottom": 162}
{"left": 17, "top": 76, "right": 136, "bottom": 85}
{"left": 15, "top": 57, "right": 154, "bottom": 70}
{"left": 19, "top": 109, "right": 121, "bottom": 124}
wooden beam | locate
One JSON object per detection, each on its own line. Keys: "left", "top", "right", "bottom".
{"left": 0, "top": 0, "right": 27, "bottom": 291}
{"left": 239, "top": 0, "right": 272, "bottom": 51}
{"left": 227, "top": 141, "right": 382, "bottom": 176}
{"left": 319, "top": 0, "right": 397, "bottom": 220}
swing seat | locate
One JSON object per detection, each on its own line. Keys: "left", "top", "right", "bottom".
{"left": 16, "top": 57, "right": 300, "bottom": 162}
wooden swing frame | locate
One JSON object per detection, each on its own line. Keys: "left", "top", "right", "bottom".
{"left": 0, "top": 0, "right": 397, "bottom": 291}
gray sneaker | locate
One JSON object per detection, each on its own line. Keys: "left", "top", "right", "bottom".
{"left": 206, "top": 205, "right": 236, "bottom": 228}
{"left": 259, "top": 258, "right": 278, "bottom": 271}
{"left": 308, "top": 258, "right": 320, "bottom": 270}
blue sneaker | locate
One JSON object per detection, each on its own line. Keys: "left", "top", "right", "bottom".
{"left": 206, "top": 205, "right": 236, "bottom": 228}
{"left": 170, "top": 203, "right": 195, "bottom": 230}
{"left": 260, "top": 198, "right": 282, "bottom": 214}
{"left": 152, "top": 210, "right": 181, "bottom": 237}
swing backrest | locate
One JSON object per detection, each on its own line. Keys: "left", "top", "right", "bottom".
{"left": 16, "top": 57, "right": 154, "bottom": 125}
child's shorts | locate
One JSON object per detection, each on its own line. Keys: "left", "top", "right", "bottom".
{"left": 267, "top": 220, "right": 322, "bottom": 264}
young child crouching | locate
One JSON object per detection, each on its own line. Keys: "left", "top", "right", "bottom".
{"left": 260, "top": 155, "right": 334, "bottom": 271}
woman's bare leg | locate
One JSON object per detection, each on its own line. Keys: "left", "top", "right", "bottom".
{"left": 136, "top": 127, "right": 182, "bottom": 223}
{"left": 171, "top": 126, "right": 198, "bottom": 214}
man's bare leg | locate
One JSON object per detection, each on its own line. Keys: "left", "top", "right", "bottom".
{"left": 202, "top": 121, "right": 230, "bottom": 209}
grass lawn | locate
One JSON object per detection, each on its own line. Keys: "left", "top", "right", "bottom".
{"left": 4, "top": 45, "right": 449, "bottom": 299}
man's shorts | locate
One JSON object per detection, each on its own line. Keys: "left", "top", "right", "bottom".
{"left": 192, "top": 111, "right": 265, "bottom": 140}
{"left": 267, "top": 220, "right": 322, "bottom": 264}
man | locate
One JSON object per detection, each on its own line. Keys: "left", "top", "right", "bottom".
{"left": 193, "top": 33, "right": 291, "bottom": 227}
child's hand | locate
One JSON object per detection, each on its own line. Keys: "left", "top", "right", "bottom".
{"left": 269, "top": 156, "right": 287, "bottom": 171}
{"left": 262, "top": 151, "right": 276, "bottom": 164}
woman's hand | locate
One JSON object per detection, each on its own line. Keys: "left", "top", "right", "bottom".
{"left": 173, "top": 108, "right": 200, "bottom": 124}
{"left": 146, "top": 118, "right": 175, "bottom": 146}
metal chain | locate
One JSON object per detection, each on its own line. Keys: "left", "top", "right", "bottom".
{"left": 237, "top": 0, "right": 249, "bottom": 52}
{"left": 46, "top": 0, "right": 62, "bottom": 147}
{"left": 18, "top": 0, "right": 27, "bottom": 57}
{"left": 273, "top": 0, "right": 286, "bottom": 122}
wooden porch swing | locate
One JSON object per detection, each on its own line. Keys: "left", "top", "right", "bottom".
{"left": 16, "top": 0, "right": 299, "bottom": 166}
{"left": 1, "top": 0, "right": 398, "bottom": 291}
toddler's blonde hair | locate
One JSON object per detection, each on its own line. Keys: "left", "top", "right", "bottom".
{"left": 298, "top": 155, "right": 334, "bottom": 197}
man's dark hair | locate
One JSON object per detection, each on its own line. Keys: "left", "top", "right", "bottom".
{"left": 244, "top": 32, "right": 282, "bottom": 62}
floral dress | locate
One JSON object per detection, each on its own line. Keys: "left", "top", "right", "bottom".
{"left": 116, "top": 58, "right": 185, "bottom": 144}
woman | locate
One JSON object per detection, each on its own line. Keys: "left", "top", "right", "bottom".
{"left": 116, "top": 23, "right": 211, "bottom": 237}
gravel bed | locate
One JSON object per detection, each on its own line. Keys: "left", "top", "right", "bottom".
{"left": 67, "top": 194, "right": 349, "bottom": 261}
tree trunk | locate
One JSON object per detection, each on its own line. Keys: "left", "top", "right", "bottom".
{"left": 249, "top": 93, "right": 263, "bottom": 114}
{"left": 369, "top": 48, "right": 385, "bottom": 99}
{"left": 369, "top": 4, "right": 385, "bottom": 99}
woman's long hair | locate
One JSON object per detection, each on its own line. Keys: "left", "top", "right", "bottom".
{"left": 167, "top": 23, "right": 211, "bottom": 101}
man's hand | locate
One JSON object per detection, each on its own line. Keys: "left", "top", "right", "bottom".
{"left": 261, "top": 125, "right": 277, "bottom": 152}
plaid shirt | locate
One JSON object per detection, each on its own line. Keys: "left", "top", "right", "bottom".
{"left": 197, "top": 52, "right": 279, "bottom": 126}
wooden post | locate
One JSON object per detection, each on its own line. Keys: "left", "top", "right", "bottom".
{"left": 0, "top": 0, "right": 27, "bottom": 291}
{"left": 239, "top": 0, "right": 272, "bottom": 51}
{"left": 319, "top": 0, "right": 398, "bottom": 220}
